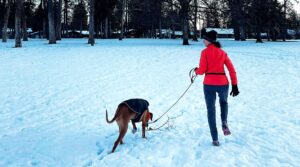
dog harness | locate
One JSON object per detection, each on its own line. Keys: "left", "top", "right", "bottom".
{"left": 121, "top": 98, "right": 149, "bottom": 122}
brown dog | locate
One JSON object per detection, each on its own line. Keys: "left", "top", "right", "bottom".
{"left": 106, "top": 99, "right": 153, "bottom": 153}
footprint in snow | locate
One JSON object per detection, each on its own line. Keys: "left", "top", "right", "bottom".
{"left": 83, "top": 160, "right": 93, "bottom": 167}
{"left": 96, "top": 142, "right": 109, "bottom": 160}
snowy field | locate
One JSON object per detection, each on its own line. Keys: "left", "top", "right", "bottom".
{"left": 1, "top": 39, "right": 300, "bottom": 167}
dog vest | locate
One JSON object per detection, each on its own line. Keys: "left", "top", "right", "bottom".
{"left": 121, "top": 99, "right": 149, "bottom": 122}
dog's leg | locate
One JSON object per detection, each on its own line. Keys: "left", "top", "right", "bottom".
{"left": 120, "top": 121, "right": 129, "bottom": 144}
{"left": 141, "top": 111, "right": 150, "bottom": 138}
{"left": 142, "top": 122, "right": 147, "bottom": 138}
{"left": 119, "top": 122, "right": 128, "bottom": 145}
{"left": 131, "top": 121, "right": 137, "bottom": 134}
{"left": 118, "top": 125, "right": 124, "bottom": 145}
{"left": 112, "top": 134, "right": 122, "bottom": 153}
{"left": 112, "top": 121, "right": 128, "bottom": 153}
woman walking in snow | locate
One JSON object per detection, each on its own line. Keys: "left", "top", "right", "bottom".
{"left": 195, "top": 30, "right": 239, "bottom": 146}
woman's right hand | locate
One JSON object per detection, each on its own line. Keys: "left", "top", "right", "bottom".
{"left": 230, "top": 85, "right": 240, "bottom": 97}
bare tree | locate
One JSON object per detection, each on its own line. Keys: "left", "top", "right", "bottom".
{"left": 157, "top": 0, "right": 163, "bottom": 39}
{"left": 88, "top": 0, "right": 95, "bottom": 45}
{"left": 119, "top": 0, "right": 125, "bottom": 40}
{"left": 48, "top": 0, "right": 57, "bottom": 44}
{"left": 56, "top": 0, "right": 62, "bottom": 40}
{"left": 2, "top": 0, "right": 11, "bottom": 42}
{"left": 15, "top": 0, "right": 22, "bottom": 47}
{"left": 179, "top": 0, "right": 193, "bottom": 45}
{"left": 192, "top": 0, "right": 198, "bottom": 41}
{"left": 63, "top": 0, "right": 70, "bottom": 37}
{"left": 42, "top": 0, "right": 47, "bottom": 38}
{"left": 22, "top": 0, "right": 28, "bottom": 41}
{"left": 168, "top": 0, "right": 177, "bottom": 39}
{"left": 105, "top": 17, "right": 108, "bottom": 39}
{"left": 228, "top": 0, "right": 240, "bottom": 40}
{"left": 281, "top": 0, "right": 289, "bottom": 41}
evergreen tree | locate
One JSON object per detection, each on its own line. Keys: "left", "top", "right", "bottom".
{"left": 71, "top": 1, "right": 88, "bottom": 35}
{"left": 32, "top": 2, "right": 47, "bottom": 38}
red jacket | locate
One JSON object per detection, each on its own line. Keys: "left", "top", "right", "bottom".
{"left": 195, "top": 44, "right": 238, "bottom": 85}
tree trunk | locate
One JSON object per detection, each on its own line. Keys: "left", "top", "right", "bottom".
{"left": 125, "top": 0, "right": 128, "bottom": 34}
{"left": 2, "top": 0, "right": 11, "bottom": 42}
{"left": 88, "top": 0, "right": 95, "bottom": 45}
{"left": 15, "top": 0, "right": 22, "bottom": 47}
{"left": 64, "top": 0, "right": 69, "bottom": 37}
{"left": 43, "top": 20, "right": 47, "bottom": 38}
{"left": 271, "top": 26, "right": 277, "bottom": 41}
{"left": 158, "top": 0, "right": 162, "bottom": 39}
{"left": 233, "top": 23, "right": 240, "bottom": 41}
{"left": 48, "top": 0, "right": 56, "bottom": 44}
{"left": 192, "top": 0, "right": 198, "bottom": 41}
{"left": 181, "top": 0, "right": 190, "bottom": 45}
{"left": 80, "top": 19, "right": 83, "bottom": 37}
{"left": 240, "top": 24, "right": 246, "bottom": 41}
{"left": 282, "top": 0, "right": 287, "bottom": 41}
{"left": 105, "top": 17, "right": 108, "bottom": 39}
{"left": 119, "top": 0, "right": 125, "bottom": 40}
{"left": 42, "top": 0, "right": 47, "bottom": 38}
{"left": 56, "top": 0, "right": 62, "bottom": 40}
{"left": 170, "top": 0, "right": 175, "bottom": 39}
{"left": 256, "top": 23, "right": 263, "bottom": 43}
{"left": 22, "top": 0, "right": 28, "bottom": 41}
{"left": 151, "top": 25, "right": 154, "bottom": 38}
{"left": 0, "top": 0, "right": 5, "bottom": 36}
{"left": 183, "top": 17, "right": 189, "bottom": 45}
{"left": 267, "top": 28, "right": 271, "bottom": 41}
{"left": 172, "top": 24, "right": 175, "bottom": 39}
{"left": 228, "top": 0, "right": 241, "bottom": 40}
{"left": 159, "top": 17, "right": 162, "bottom": 39}
{"left": 100, "top": 22, "right": 103, "bottom": 38}
{"left": 109, "top": 19, "right": 112, "bottom": 38}
{"left": 95, "top": 22, "right": 99, "bottom": 38}
{"left": 271, "top": 0, "right": 277, "bottom": 41}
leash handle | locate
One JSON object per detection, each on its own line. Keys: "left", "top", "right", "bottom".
{"left": 189, "top": 67, "right": 197, "bottom": 83}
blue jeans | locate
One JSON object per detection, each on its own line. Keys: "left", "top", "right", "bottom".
{"left": 203, "top": 84, "right": 229, "bottom": 141}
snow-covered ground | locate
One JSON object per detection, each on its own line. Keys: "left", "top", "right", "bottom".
{"left": 1, "top": 39, "right": 300, "bottom": 167}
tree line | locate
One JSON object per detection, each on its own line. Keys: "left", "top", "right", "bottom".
{"left": 0, "top": 0, "right": 299, "bottom": 47}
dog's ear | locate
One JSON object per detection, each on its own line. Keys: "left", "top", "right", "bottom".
{"left": 149, "top": 112, "right": 153, "bottom": 121}
{"left": 145, "top": 111, "right": 152, "bottom": 121}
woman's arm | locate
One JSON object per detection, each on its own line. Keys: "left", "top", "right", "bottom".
{"left": 224, "top": 54, "right": 238, "bottom": 85}
{"left": 195, "top": 51, "right": 207, "bottom": 75}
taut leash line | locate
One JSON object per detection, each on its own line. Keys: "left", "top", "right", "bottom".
{"left": 148, "top": 68, "right": 197, "bottom": 125}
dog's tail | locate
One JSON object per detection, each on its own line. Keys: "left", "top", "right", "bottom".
{"left": 106, "top": 109, "right": 117, "bottom": 123}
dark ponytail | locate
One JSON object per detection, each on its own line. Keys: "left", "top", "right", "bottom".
{"left": 212, "top": 41, "right": 221, "bottom": 48}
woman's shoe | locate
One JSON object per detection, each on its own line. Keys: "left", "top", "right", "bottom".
{"left": 222, "top": 127, "right": 231, "bottom": 136}
{"left": 212, "top": 140, "right": 220, "bottom": 146}
{"left": 222, "top": 122, "right": 231, "bottom": 136}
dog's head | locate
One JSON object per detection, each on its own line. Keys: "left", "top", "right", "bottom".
{"left": 145, "top": 111, "right": 153, "bottom": 122}
{"left": 145, "top": 111, "right": 153, "bottom": 127}
{"left": 147, "top": 112, "right": 153, "bottom": 121}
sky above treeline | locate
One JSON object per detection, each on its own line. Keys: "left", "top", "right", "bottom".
{"left": 290, "top": 1, "right": 299, "bottom": 13}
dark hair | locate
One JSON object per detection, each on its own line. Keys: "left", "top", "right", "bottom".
{"left": 212, "top": 41, "right": 221, "bottom": 48}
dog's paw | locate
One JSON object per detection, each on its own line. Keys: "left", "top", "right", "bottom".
{"left": 132, "top": 128, "right": 137, "bottom": 134}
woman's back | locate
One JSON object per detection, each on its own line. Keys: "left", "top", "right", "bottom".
{"left": 196, "top": 44, "right": 237, "bottom": 85}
